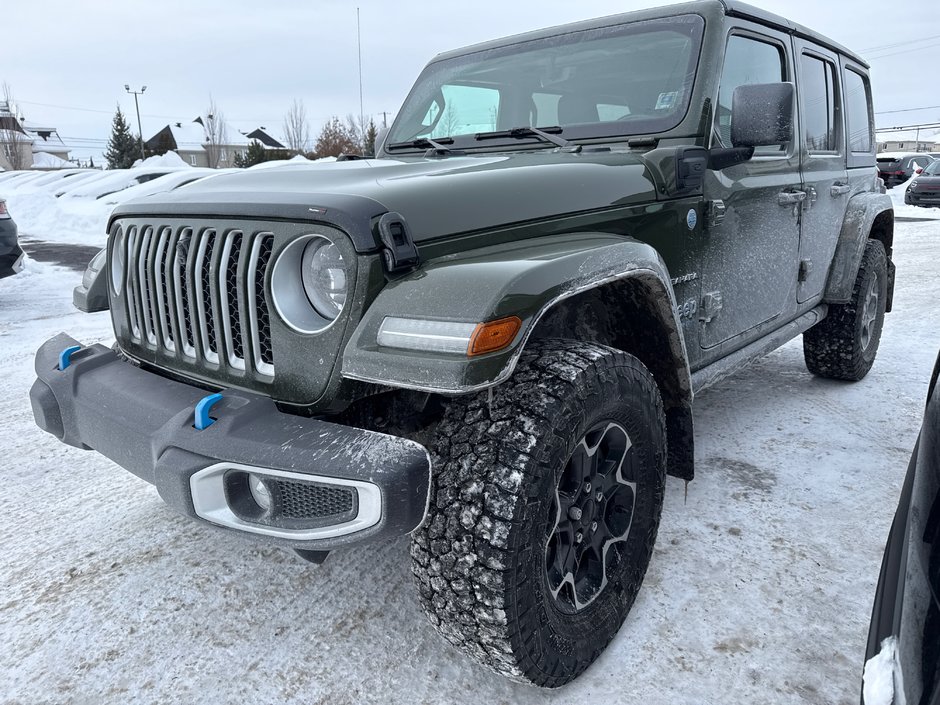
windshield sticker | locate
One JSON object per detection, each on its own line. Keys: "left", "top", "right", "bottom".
{"left": 655, "top": 92, "right": 679, "bottom": 110}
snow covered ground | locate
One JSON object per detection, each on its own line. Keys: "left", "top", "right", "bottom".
{"left": 1, "top": 219, "right": 938, "bottom": 705}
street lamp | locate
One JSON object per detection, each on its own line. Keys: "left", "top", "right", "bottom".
{"left": 124, "top": 84, "right": 147, "bottom": 162}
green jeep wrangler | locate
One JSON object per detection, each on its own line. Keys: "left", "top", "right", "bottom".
{"left": 33, "top": 0, "right": 893, "bottom": 687}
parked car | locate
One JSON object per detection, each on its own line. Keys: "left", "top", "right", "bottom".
{"left": 0, "top": 198, "right": 24, "bottom": 278}
{"left": 862, "top": 351, "right": 940, "bottom": 705}
{"left": 30, "top": 0, "right": 893, "bottom": 687}
{"left": 877, "top": 153, "right": 935, "bottom": 189}
{"left": 904, "top": 159, "right": 940, "bottom": 208}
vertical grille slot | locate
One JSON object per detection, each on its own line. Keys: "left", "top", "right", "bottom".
{"left": 218, "top": 231, "right": 246, "bottom": 370}
{"left": 152, "top": 226, "right": 175, "bottom": 351}
{"left": 247, "top": 234, "right": 275, "bottom": 376}
{"left": 125, "top": 226, "right": 141, "bottom": 339}
{"left": 138, "top": 226, "right": 157, "bottom": 345}
{"left": 172, "top": 228, "right": 196, "bottom": 357}
{"left": 195, "top": 230, "right": 220, "bottom": 363}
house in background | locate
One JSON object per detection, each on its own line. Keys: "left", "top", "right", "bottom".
{"left": 144, "top": 118, "right": 254, "bottom": 168}
{"left": 0, "top": 100, "right": 72, "bottom": 170}
{"left": 144, "top": 120, "right": 292, "bottom": 167}
{"left": 877, "top": 129, "right": 940, "bottom": 154}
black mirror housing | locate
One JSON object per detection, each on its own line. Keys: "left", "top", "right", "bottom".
{"left": 730, "top": 82, "right": 794, "bottom": 148}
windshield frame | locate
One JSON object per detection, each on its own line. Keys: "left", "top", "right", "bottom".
{"left": 384, "top": 14, "right": 706, "bottom": 154}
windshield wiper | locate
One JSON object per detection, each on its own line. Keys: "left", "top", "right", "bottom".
{"left": 386, "top": 136, "right": 455, "bottom": 151}
{"left": 474, "top": 125, "right": 578, "bottom": 151}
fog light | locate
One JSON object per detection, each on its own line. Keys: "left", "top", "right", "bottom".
{"left": 248, "top": 473, "right": 272, "bottom": 512}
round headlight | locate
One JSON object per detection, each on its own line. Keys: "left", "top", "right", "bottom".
{"left": 110, "top": 227, "right": 125, "bottom": 294}
{"left": 301, "top": 238, "right": 347, "bottom": 320}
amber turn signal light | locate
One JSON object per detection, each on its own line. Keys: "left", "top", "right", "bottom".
{"left": 468, "top": 316, "right": 522, "bottom": 356}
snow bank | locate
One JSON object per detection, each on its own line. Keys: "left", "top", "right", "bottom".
{"left": 31, "top": 152, "right": 72, "bottom": 169}
{"left": 862, "top": 637, "right": 903, "bottom": 705}
{"left": 132, "top": 151, "right": 190, "bottom": 169}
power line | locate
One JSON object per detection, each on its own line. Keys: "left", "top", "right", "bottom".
{"left": 860, "top": 33, "right": 940, "bottom": 53}
{"left": 866, "top": 40, "right": 940, "bottom": 61}
{"left": 876, "top": 105, "right": 940, "bottom": 115}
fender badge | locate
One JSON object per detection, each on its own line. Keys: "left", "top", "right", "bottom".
{"left": 686, "top": 209, "right": 697, "bottom": 230}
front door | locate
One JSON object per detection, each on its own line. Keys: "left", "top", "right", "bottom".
{"left": 794, "top": 40, "right": 848, "bottom": 304}
{"left": 699, "top": 25, "right": 802, "bottom": 353}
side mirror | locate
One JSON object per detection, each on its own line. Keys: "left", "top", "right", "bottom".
{"left": 730, "top": 82, "right": 794, "bottom": 148}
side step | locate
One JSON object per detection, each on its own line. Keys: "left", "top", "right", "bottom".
{"left": 691, "top": 305, "right": 828, "bottom": 395}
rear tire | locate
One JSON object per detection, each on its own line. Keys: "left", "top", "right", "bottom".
{"left": 804, "top": 239, "right": 887, "bottom": 381}
{"left": 410, "top": 339, "right": 666, "bottom": 687}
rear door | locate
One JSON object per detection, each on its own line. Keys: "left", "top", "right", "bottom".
{"left": 793, "top": 40, "right": 848, "bottom": 304}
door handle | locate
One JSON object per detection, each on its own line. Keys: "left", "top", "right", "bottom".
{"left": 830, "top": 182, "right": 851, "bottom": 196}
{"left": 778, "top": 190, "right": 806, "bottom": 206}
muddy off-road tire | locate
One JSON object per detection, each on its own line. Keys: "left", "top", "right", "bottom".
{"left": 803, "top": 239, "right": 888, "bottom": 381}
{"left": 410, "top": 339, "right": 667, "bottom": 687}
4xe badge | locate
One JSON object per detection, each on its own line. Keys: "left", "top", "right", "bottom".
{"left": 686, "top": 208, "right": 697, "bottom": 231}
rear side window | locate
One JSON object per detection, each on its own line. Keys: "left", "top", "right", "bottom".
{"left": 717, "top": 34, "right": 786, "bottom": 154}
{"left": 843, "top": 69, "right": 872, "bottom": 153}
{"left": 801, "top": 54, "right": 839, "bottom": 152}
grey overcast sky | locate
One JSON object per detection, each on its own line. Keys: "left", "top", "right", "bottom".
{"left": 4, "top": 0, "right": 939, "bottom": 161}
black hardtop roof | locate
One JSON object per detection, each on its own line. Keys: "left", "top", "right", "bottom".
{"left": 431, "top": 0, "right": 868, "bottom": 69}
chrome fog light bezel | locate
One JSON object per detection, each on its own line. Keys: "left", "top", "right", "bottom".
{"left": 190, "top": 462, "right": 382, "bottom": 540}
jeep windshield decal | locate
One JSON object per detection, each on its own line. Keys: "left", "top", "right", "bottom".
{"left": 386, "top": 14, "right": 704, "bottom": 152}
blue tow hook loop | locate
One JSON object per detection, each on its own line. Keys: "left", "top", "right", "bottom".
{"left": 194, "top": 393, "right": 224, "bottom": 430}
{"left": 58, "top": 345, "right": 82, "bottom": 371}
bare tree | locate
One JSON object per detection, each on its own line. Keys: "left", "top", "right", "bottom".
{"left": 203, "top": 97, "right": 229, "bottom": 168}
{"left": 314, "top": 116, "right": 359, "bottom": 158}
{"left": 1, "top": 83, "right": 29, "bottom": 170}
{"left": 438, "top": 106, "right": 461, "bottom": 137}
{"left": 282, "top": 99, "right": 310, "bottom": 155}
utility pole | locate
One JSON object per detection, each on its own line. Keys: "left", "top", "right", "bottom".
{"left": 125, "top": 84, "right": 147, "bottom": 162}
{"left": 357, "top": 8, "right": 364, "bottom": 148}
{"left": 381, "top": 111, "right": 388, "bottom": 129}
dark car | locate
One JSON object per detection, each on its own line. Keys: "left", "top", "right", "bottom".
{"left": 877, "top": 153, "right": 935, "bottom": 189}
{"left": 0, "top": 197, "right": 24, "bottom": 278}
{"left": 863, "top": 352, "right": 940, "bottom": 704}
{"left": 904, "top": 159, "right": 940, "bottom": 208}
{"left": 30, "top": 0, "right": 894, "bottom": 687}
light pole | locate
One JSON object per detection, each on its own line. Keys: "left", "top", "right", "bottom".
{"left": 124, "top": 84, "right": 147, "bottom": 162}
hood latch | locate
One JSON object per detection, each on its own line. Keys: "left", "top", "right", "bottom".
{"left": 377, "top": 212, "right": 420, "bottom": 273}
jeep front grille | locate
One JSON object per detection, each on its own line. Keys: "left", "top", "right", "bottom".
{"left": 123, "top": 225, "right": 275, "bottom": 377}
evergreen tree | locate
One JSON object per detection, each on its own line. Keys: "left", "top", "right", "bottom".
{"left": 105, "top": 106, "right": 139, "bottom": 169}
{"left": 88, "top": 156, "right": 95, "bottom": 169}
{"left": 232, "top": 140, "right": 269, "bottom": 168}
{"left": 364, "top": 119, "right": 378, "bottom": 156}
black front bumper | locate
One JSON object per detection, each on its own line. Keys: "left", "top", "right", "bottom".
{"left": 29, "top": 333, "right": 431, "bottom": 550}
{"left": 905, "top": 191, "right": 940, "bottom": 207}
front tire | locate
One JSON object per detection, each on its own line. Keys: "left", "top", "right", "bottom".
{"left": 410, "top": 339, "right": 666, "bottom": 687}
{"left": 803, "top": 239, "right": 888, "bottom": 381}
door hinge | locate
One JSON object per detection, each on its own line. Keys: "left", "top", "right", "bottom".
{"left": 706, "top": 200, "right": 726, "bottom": 228}
{"left": 700, "top": 291, "right": 723, "bottom": 324}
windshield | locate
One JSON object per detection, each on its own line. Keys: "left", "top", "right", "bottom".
{"left": 923, "top": 161, "right": 940, "bottom": 175}
{"left": 387, "top": 15, "right": 704, "bottom": 150}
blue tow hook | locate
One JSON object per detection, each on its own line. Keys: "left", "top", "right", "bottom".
{"left": 58, "top": 345, "right": 82, "bottom": 371}
{"left": 194, "top": 393, "right": 224, "bottom": 430}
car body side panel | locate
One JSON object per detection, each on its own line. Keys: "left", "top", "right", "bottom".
{"left": 342, "top": 232, "right": 691, "bottom": 398}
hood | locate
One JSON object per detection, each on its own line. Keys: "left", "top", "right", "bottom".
{"left": 111, "top": 152, "right": 658, "bottom": 251}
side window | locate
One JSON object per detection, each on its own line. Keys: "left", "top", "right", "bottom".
{"left": 801, "top": 54, "right": 840, "bottom": 152}
{"left": 717, "top": 34, "right": 786, "bottom": 154}
{"left": 843, "top": 69, "right": 872, "bottom": 153}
